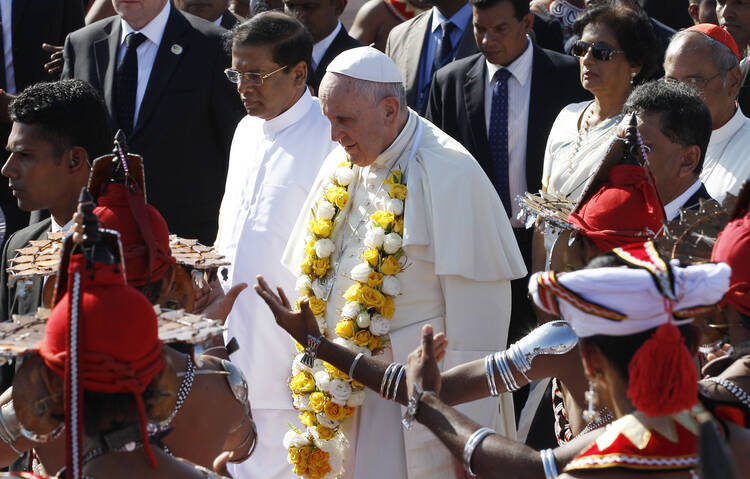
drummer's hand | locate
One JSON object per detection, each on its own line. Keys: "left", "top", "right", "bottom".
{"left": 195, "top": 278, "right": 247, "bottom": 324}
{"left": 406, "top": 325, "right": 442, "bottom": 396}
{"left": 42, "top": 43, "right": 64, "bottom": 78}
{"left": 213, "top": 451, "right": 232, "bottom": 477}
{"left": 254, "top": 275, "right": 321, "bottom": 343}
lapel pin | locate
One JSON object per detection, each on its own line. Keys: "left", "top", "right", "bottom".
{"left": 171, "top": 44, "right": 183, "bottom": 55}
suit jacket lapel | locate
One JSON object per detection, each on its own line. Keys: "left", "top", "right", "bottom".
{"left": 316, "top": 27, "right": 347, "bottom": 78}
{"left": 95, "top": 19, "right": 121, "bottom": 121}
{"left": 403, "top": 13, "right": 431, "bottom": 105}
{"left": 526, "top": 44, "right": 554, "bottom": 191}
{"left": 455, "top": 18, "right": 478, "bottom": 59}
{"left": 131, "top": 8, "right": 190, "bottom": 138}
{"left": 464, "top": 55, "right": 490, "bottom": 173}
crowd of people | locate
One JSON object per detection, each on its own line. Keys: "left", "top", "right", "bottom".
{"left": 0, "top": 0, "right": 748, "bottom": 478}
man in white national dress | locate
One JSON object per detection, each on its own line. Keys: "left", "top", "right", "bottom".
{"left": 214, "top": 12, "right": 337, "bottom": 479}
{"left": 281, "top": 46, "right": 526, "bottom": 479}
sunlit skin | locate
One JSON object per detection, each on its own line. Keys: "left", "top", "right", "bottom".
{"left": 689, "top": 0, "right": 719, "bottom": 24}
{"left": 473, "top": 2, "right": 533, "bottom": 67}
{"left": 664, "top": 33, "right": 741, "bottom": 130}
{"left": 112, "top": 0, "right": 168, "bottom": 30}
{"left": 2, "top": 123, "right": 89, "bottom": 226}
{"left": 717, "top": 0, "right": 750, "bottom": 54}
{"left": 283, "top": 0, "right": 345, "bottom": 42}
{"left": 318, "top": 73, "right": 407, "bottom": 167}
{"left": 230, "top": 43, "right": 307, "bottom": 120}
{"left": 174, "top": 0, "right": 228, "bottom": 21}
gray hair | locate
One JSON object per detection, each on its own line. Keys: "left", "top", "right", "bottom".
{"left": 667, "top": 29, "right": 740, "bottom": 86}
{"left": 339, "top": 75, "right": 407, "bottom": 111}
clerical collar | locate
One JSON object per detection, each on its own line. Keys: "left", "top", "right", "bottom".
{"left": 710, "top": 106, "right": 747, "bottom": 145}
{"left": 262, "top": 88, "right": 314, "bottom": 139}
{"left": 51, "top": 216, "right": 74, "bottom": 234}
{"left": 371, "top": 110, "right": 418, "bottom": 171}
{"left": 120, "top": 0, "right": 171, "bottom": 48}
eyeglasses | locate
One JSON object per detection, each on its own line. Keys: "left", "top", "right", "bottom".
{"left": 224, "top": 65, "right": 288, "bottom": 86}
{"left": 571, "top": 40, "right": 625, "bottom": 61}
{"left": 662, "top": 72, "right": 722, "bottom": 90}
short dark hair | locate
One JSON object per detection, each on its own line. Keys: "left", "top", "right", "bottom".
{"left": 624, "top": 80, "right": 712, "bottom": 174}
{"left": 9, "top": 80, "right": 111, "bottom": 159}
{"left": 573, "top": 1, "right": 661, "bottom": 85}
{"left": 227, "top": 11, "right": 313, "bottom": 76}
{"left": 469, "top": 0, "right": 529, "bottom": 20}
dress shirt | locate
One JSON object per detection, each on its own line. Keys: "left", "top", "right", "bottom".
{"left": 484, "top": 37, "right": 533, "bottom": 227}
{"left": 0, "top": 0, "right": 15, "bottom": 93}
{"left": 416, "top": 3, "right": 472, "bottom": 113}
{"left": 312, "top": 21, "right": 341, "bottom": 70}
{"left": 212, "top": 16, "right": 222, "bottom": 26}
{"left": 702, "top": 107, "right": 750, "bottom": 201}
{"left": 663, "top": 178, "right": 702, "bottom": 221}
{"left": 50, "top": 217, "right": 73, "bottom": 234}
{"left": 118, "top": 0, "right": 171, "bottom": 127}
{"left": 215, "top": 88, "right": 336, "bottom": 409}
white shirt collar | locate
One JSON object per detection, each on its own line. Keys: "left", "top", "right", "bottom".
{"left": 664, "top": 178, "right": 703, "bottom": 220}
{"left": 485, "top": 36, "right": 533, "bottom": 86}
{"left": 710, "top": 106, "right": 746, "bottom": 145}
{"left": 430, "top": 3, "right": 472, "bottom": 33}
{"left": 120, "top": 0, "right": 171, "bottom": 47}
{"left": 212, "top": 15, "right": 223, "bottom": 26}
{"left": 50, "top": 217, "right": 74, "bottom": 234}
{"left": 312, "top": 21, "right": 342, "bottom": 68}
{"left": 262, "top": 88, "right": 314, "bottom": 138}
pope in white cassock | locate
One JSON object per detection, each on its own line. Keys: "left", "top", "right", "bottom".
{"left": 281, "top": 46, "right": 527, "bottom": 479}
{"left": 214, "top": 13, "right": 337, "bottom": 479}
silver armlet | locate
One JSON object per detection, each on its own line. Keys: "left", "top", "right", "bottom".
{"left": 221, "top": 359, "right": 251, "bottom": 415}
{"left": 540, "top": 448, "right": 558, "bottom": 478}
{"left": 506, "top": 321, "right": 578, "bottom": 379}
{"left": 380, "top": 363, "right": 405, "bottom": 400}
{"left": 0, "top": 401, "right": 23, "bottom": 455}
{"left": 463, "top": 427, "right": 495, "bottom": 477}
{"left": 484, "top": 354, "right": 498, "bottom": 396}
{"left": 302, "top": 334, "right": 323, "bottom": 368}
{"left": 494, "top": 351, "right": 520, "bottom": 392}
{"left": 348, "top": 352, "right": 364, "bottom": 379}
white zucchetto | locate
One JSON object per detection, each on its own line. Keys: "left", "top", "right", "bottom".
{"left": 326, "top": 46, "right": 403, "bottom": 84}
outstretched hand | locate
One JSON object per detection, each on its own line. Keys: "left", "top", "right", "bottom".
{"left": 254, "top": 275, "right": 321, "bottom": 344}
{"left": 406, "top": 325, "right": 442, "bottom": 396}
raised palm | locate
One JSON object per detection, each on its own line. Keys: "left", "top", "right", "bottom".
{"left": 254, "top": 275, "right": 322, "bottom": 344}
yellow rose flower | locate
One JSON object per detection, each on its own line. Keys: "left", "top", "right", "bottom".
{"left": 289, "top": 446, "right": 302, "bottom": 465}
{"left": 389, "top": 183, "right": 408, "bottom": 200}
{"left": 380, "top": 255, "right": 402, "bottom": 275}
{"left": 353, "top": 329, "right": 372, "bottom": 347}
{"left": 316, "top": 424, "right": 335, "bottom": 440}
{"left": 338, "top": 160, "right": 352, "bottom": 168}
{"left": 380, "top": 295, "right": 395, "bottom": 318}
{"left": 360, "top": 286, "right": 385, "bottom": 309}
{"left": 363, "top": 248, "right": 380, "bottom": 267}
{"left": 295, "top": 341, "right": 304, "bottom": 352}
{"left": 352, "top": 380, "right": 364, "bottom": 389}
{"left": 366, "top": 271, "right": 383, "bottom": 288}
{"left": 300, "top": 255, "right": 314, "bottom": 275}
{"left": 310, "top": 218, "right": 333, "bottom": 238}
{"left": 304, "top": 240, "right": 316, "bottom": 256}
{"left": 370, "top": 210, "right": 396, "bottom": 230}
{"left": 393, "top": 218, "right": 404, "bottom": 234}
{"left": 343, "top": 405, "right": 356, "bottom": 418}
{"left": 293, "top": 464, "right": 307, "bottom": 476}
{"left": 289, "top": 371, "right": 316, "bottom": 394}
{"left": 309, "top": 391, "right": 326, "bottom": 413}
{"left": 324, "top": 400, "right": 346, "bottom": 421}
{"left": 308, "top": 297, "right": 327, "bottom": 317}
{"left": 344, "top": 283, "right": 362, "bottom": 302}
{"left": 324, "top": 362, "right": 350, "bottom": 380}
{"left": 299, "top": 410, "right": 317, "bottom": 427}
{"left": 312, "top": 257, "right": 330, "bottom": 277}
{"left": 325, "top": 186, "right": 349, "bottom": 209}
{"left": 335, "top": 319, "right": 355, "bottom": 338}
{"left": 368, "top": 335, "right": 381, "bottom": 350}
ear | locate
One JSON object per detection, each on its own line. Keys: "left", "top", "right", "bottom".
{"left": 578, "top": 340, "right": 604, "bottom": 381}
{"left": 333, "top": 0, "right": 347, "bottom": 17}
{"left": 292, "top": 61, "right": 308, "bottom": 87}
{"left": 68, "top": 146, "right": 91, "bottom": 173}
{"left": 687, "top": 4, "right": 699, "bottom": 23}
{"left": 725, "top": 65, "right": 743, "bottom": 102}
{"left": 380, "top": 96, "right": 401, "bottom": 126}
{"left": 678, "top": 144, "right": 701, "bottom": 179}
{"left": 522, "top": 11, "right": 534, "bottom": 34}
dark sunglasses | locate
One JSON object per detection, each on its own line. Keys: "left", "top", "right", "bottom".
{"left": 571, "top": 40, "right": 625, "bottom": 61}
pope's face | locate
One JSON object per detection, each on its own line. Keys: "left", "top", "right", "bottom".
{"left": 112, "top": 0, "right": 168, "bottom": 30}
{"left": 318, "top": 74, "right": 392, "bottom": 167}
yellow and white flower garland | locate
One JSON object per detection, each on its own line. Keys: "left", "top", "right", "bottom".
{"left": 285, "top": 165, "right": 408, "bottom": 479}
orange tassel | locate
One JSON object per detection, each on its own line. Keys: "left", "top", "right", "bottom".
{"left": 627, "top": 322, "right": 697, "bottom": 416}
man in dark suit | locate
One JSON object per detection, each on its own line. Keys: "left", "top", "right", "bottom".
{"left": 62, "top": 0, "right": 244, "bottom": 244}
{"left": 0, "top": 0, "right": 84, "bottom": 248}
{"left": 174, "top": 0, "right": 243, "bottom": 28}
{"left": 283, "top": 0, "right": 361, "bottom": 92}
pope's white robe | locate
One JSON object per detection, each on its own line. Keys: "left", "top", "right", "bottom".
{"left": 282, "top": 111, "right": 526, "bottom": 479}
{"left": 702, "top": 107, "right": 750, "bottom": 201}
{"left": 216, "top": 89, "right": 336, "bottom": 479}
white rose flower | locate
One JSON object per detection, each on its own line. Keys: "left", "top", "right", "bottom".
{"left": 327, "top": 448, "right": 344, "bottom": 473}
{"left": 293, "top": 393, "right": 311, "bottom": 411}
{"left": 295, "top": 275, "right": 311, "bottom": 294}
{"left": 383, "top": 232, "right": 403, "bottom": 254}
{"left": 381, "top": 275, "right": 401, "bottom": 296}
{"left": 329, "top": 379, "right": 353, "bottom": 404}
{"left": 314, "top": 370, "right": 331, "bottom": 392}
{"left": 346, "top": 389, "right": 366, "bottom": 407}
{"left": 316, "top": 413, "right": 339, "bottom": 429}
{"left": 334, "top": 166, "right": 355, "bottom": 186}
{"left": 364, "top": 227, "right": 385, "bottom": 248}
{"left": 311, "top": 279, "right": 327, "bottom": 299}
{"left": 355, "top": 311, "right": 371, "bottom": 328}
{"left": 317, "top": 318, "right": 328, "bottom": 335}
{"left": 293, "top": 353, "right": 312, "bottom": 375}
{"left": 369, "top": 314, "right": 391, "bottom": 336}
{"left": 311, "top": 360, "right": 327, "bottom": 375}
{"left": 358, "top": 345, "right": 373, "bottom": 357}
{"left": 314, "top": 238, "right": 335, "bottom": 258}
{"left": 341, "top": 302, "right": 360, "bottom": 319}
{"left": 283, "top": 430, "right": 311, "bottom": 449}
{"left": 350, "top": 263, "right": 372, "bottom": 282}
{"left": 386, "top": 198, "right": 404, "bottom": 215}
{"left": 317, "top": 200, "right": 336, "bottom": 220}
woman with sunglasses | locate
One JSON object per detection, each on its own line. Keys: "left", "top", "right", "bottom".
{"left": 541, "top": 3, "right": 659, "bottom": 202}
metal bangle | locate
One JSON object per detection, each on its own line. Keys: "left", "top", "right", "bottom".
{"left": 462, "top": 427, "right": 495, "bottom": 477}
{"left": 348, "top": 352, "right": 364, "bottom": 379}
{"left": 496, "top": 351, "right": 520, "bottom": 392}
{"left": 380, "top": 363, "right": 398, "bottom": 397}
{"left": 229, "top": 419, "right": 258, "bottom": 464}
{"left": 302, "top": 334, "right": 323, "bottom": 368}
{"left": 384, "top": 363, "right": 402, "bottom": 399}
{"left": 484, "top": 354, "right": 498, "bottom": 397}
{"left": 0, "top": 401, "right": 23, "bottom": 455}
{"left": 540, "top": 448, "right": 558, "bottom": 478}
{"left": 389, "top": 365, "right": 406, "bottom": 400}
{"left": 506, "top": 343, "right": 531, "bottom": 382}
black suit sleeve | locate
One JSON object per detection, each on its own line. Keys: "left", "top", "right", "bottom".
{"left": 209, "top": 38, "right": 244, "bottom": 168}
{"left": 61, "top": 33, "right": 75, "bottom": 80}
{"left": 61, "top": 0, "right": 85, "bottom": 44}
{"left": 0, "top": 232, "right": 14, "bottom": 323}
{"left": 425, "top": 73, "right": 444, "bottom": 128}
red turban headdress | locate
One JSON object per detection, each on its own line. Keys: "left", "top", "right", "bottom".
{"left": 711, "top": 215, "right": 750, "bottom": 315}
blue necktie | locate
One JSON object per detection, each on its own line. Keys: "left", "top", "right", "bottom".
{"left": 433, "top": 21, "right": 456, "bottom": 73}
{"left": 489, "top": 68, "right": 512, "bottom": 218}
